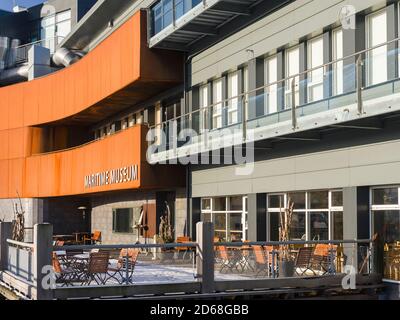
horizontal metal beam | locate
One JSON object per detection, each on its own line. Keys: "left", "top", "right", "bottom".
{"left": 211, "top": 2, "right": 251, "bottom": 16}
{"left": 274, "top": 136, "right": 320, "bottom": 142}
{"left": 180, "top": 24, "right": 219, "bottom": 36}
{"left": 329, "top": 124, "right": 382, "bottom": 130}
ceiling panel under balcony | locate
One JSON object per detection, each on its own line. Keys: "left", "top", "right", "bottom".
{"left": 149, "top": 0, "right": 261, "bottom": 50}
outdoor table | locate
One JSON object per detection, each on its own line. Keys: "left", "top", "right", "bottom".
{"left": 226, "top": 246, "right": 255, "bottom": 273}
{"left": 73, "top": 232, "right": 91, "bottom": 244}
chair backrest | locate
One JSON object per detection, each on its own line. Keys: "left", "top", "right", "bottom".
{"left": 66, "top": 249, "right": 84, "bottom": 258}
{"left": 52, "top": 253, "right": 62, "bottom": 274}
{"left": 314, "top": 244, "right": 337, "bottom": 256}
{"left": 216, "top": 246, "right": 229, "bottom": 260}
{"left": 88, "top": 252, "right": 110, "bottom": 274}
{"left": 253, "top": 245, "right": 267, "bottom": 264}
{"left": 295, "top": 247, "right": 314, "bottom": 267}
{"left": 177, "top": 236, "right": 191, "bottom": 243}
{"left": 92, "top": 231, "right": 102, "bottom": 241}
{"left": 118, "top": 249, "right": 140, "bottom": 268}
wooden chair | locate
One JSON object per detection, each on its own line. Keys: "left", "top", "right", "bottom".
{"left": 253, "top": 245, "right": 274, "bottom": 277}
{"left": 216, "top": 246, "right": 239, "bottom": 273}
{"left": 108, "top": 249, "right": 139, "bottom": 284}
{"left": 311, "top": 244, "right": 338, "bottom": 275}
{"left": 81, "top": 251, "right": 110, "bottom": 285}
{"left": 52, "top": 253, "right": 79, "bottom": 287}
{"left": 83, "top": 231, "right": 102, "bottom": 245}
{"left": 294, "top": 247, "right": 314, "bottom": 276}
{"left": 176, "top": 236, "right": 193, "bottom": 260}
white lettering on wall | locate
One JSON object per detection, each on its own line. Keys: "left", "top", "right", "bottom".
{"left": 84, "top": 165, "right": 138, "bottom": 189}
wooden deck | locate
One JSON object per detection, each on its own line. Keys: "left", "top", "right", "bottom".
{"left": 0, "top": 269, "right": 383, "bottom": 300}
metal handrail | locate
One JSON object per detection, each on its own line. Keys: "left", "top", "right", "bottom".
{"left": 15, "top": 36, "right": 65, "bottom": 50}
{"left": 149, "top": 35, "right": 400, "bottom": 129}
{"left": 7, "top": 239, "right": 34, "bottom": 249}
{"left": 214, "top": 239, "right": 374, "bottom": 247}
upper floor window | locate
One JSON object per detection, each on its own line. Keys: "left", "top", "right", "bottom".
{"left": 151, "top": 0, "right": 202, "bottom": 36}
{"left": 332, "top": 28, "right": 344, "bottom": 95}
{"left": 307, "top": 36, "right": 324, "bottom": 102}
{"left": 199, "top": 84, "right": 208, "bottom": 131}
{"left": 227, "top": 71, "right": 239, "bottom": 125}
{"left": 366, "top": 9, "right": 387, "bottom": 86}
{"left": 212, "top": 78, "right": 223, "bottom": 129}
{"left": 40, "top": 10, "right": 71, "bottom": 53}
{"left": 265, "top": 55, "right": 278, "bottom": 114}
{"left": 285, "top": 46, "right": 300, "bottom": 109}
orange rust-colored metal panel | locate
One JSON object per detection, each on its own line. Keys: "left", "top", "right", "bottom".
{"left": 0, "top": 160, "right": 9, "bottom": 197}
{"left": 8, "top": 158, "right": 24, "bottom": 198}
{"left": 23, "top": 81, "right": 39, "bottom": 127}
{"left": 0, "top": 130, "right": 9, "bottom": 160}
{"left": 8, "top": 128, "right": 24, "bottom": 159}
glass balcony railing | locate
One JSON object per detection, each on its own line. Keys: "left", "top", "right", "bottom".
{"left": 151, "top": 0, "right": 202, "bottom": 36}
{"left": 149, "top": 37, "right": 400, "bottom": 157}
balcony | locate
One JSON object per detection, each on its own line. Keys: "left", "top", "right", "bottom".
{"left": 148, "top": 38, "right": 400, "bottom": 164}
{"left": 148, "top": 0, "right": 262, "bottom": 50}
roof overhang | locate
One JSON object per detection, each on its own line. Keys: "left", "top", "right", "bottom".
{"left": 149, "top": 0, "right": 293, "bottom": 52}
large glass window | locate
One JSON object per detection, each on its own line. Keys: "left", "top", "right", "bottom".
{"left": 285, "top": 46, "right": 300, "bottom": 109}
{"left": 151, "top": 0, "right": 202, "bottom": 36}
{"left": 371, "top": 187, "right": 400, "bottom": 281}
{"left": 367, "top": 9, "right": 388, "bottom": 86}
{"left": 265, "top": 55, "right": 278, "bottom": 114}
{"left": 212, "top": 78, "right": 223, "bottom": 129}
{"left": 40, "top": 10, "right": 71, "bottom": 53}
{"left": 227, "top": 71, "right": 239, "bottom": 125}
{"left": 267, "top": 190, "right": 343, "bottom": 241}
{"left": 332, "top": 28, "right": 344, "bottom": 95}
{"left": 112, "top": 208, "right": 141, "bottom": 234}
{"left": 199, "top": 84, "right": 208, "bottom": 131}
{"left": 201, "top": 196, "right": 248, "bottom": 242}
{"left": 307, "top": 36, "right": 324, "bottom": 102}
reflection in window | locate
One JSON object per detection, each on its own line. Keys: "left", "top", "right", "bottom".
{"left": 201, "top": 196, "right": 248, "bottom": 241}
{"left": 288, "top": 192, "right": 306, "bottom": 209}
{"left": 310, "top": 212, "right": 329, "bottom": 240}
{"left": 333, "top": 211, "right": 344, "bottom": 240}
{"left": 331, "top": 191, "right": 343, "bottom": 207}
{"left": 291, "top": 212, "right": 306, "bottom": 240}
{"left": 373, "top": 188, "right": 398, "bottom": 205}
{"left": 309, "top": 191, "right": 329, "bottom": 209}
{"left": 267, "top": 190, "right": 343, "bottom": 241}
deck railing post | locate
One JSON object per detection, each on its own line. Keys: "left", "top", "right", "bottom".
{"left": 196, "top": 222, "right": 214, "bottom": 294}
{"left": 356, "top": 54, "right": 364, "bottom": 115}
{"left": 0, "top": 222, "right": 12, "bottom": 271}
{"left": 33, "top": 223, "right": 53, "bottom": 300}
{"left": 291, "top": 78, "right": 297, "bottom": 130}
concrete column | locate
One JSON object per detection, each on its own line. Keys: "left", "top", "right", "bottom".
{"left": 299, "top": 42, "right": 307, "bottom": 105}
{"left": 276, "top": 51, "right": 285, "bottom": 111}
{"left": 0, "top": 222, "right": 12, "bottom": 271}
{"left": 33, "top": 223, "right": 53, "bottom": 300}
{"left": 28, "top": 45, "right": 52, "bottom": 81}
{"left": 343, "top": 15, "right": 365, "bottom": 93}
{"left": 247, "top": 58, "right": 265, "bottom": 119}
{"left": 196, "top": 222, "right": 214, "bottom": 294}
{"left": 248, "top": 194, "right": 267, "bottom": 242}
{"left": 387, "top": 3, "right": 397, "bottom": 81}
{"left": 343, "top": 187, "right": 358, "bottom": 270}
{"left": 190, "top": 198, "right": 201, "bottom": 240}
{"left": 323, "top": 31, "right": 332, "bottom": 99}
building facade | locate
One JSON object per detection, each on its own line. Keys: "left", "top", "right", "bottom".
{"left": 0, "top": 1, "right": 186, "bottom": 244}
{"left": 145, "top": 0, "right": 400, "bottom": 298}
{"left": 0, "top": 0, "right": 399, "bottom": 299}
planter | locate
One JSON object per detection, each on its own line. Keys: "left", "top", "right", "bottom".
{"left": 279, "top": 260, "right": 295, "bottom": 278}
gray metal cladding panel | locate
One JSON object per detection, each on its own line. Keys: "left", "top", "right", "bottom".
{"left": 191, "top": 138, "right": 400, "bottom": 197}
